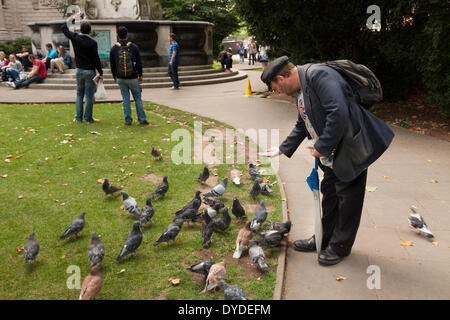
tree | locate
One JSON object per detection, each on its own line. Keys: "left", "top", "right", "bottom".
{"left": 235, "top": 0, "right": 449, "bottom": 114}
{"left": 156, "top": 0, "right": 240, "bottom": 55}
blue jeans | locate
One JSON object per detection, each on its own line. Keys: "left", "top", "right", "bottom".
{"left": 168, "top": 62, "right": 179, "bottom": 88}
{"left": 75, "top": 68, "right": 96, "bottom": 122}
{"left": 2, "top": 68, "right": 20, "bottom": 81}
{"left": 14, "top": 74, "right": 43, "bottom": 89}
{"left": 117, "top": 77, "right": 146, "bottom": 124}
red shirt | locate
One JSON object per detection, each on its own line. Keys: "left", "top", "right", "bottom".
{"left": 34, "top": 59, "right": 47, "bottom": 79}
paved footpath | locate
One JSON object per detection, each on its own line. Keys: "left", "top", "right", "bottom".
{"left": 1, "top": 64, "right": 449, "bottom": 299}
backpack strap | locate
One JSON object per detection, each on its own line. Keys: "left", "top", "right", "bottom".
{"left": 116, "top": 42, "right": 122, "bottom": 47}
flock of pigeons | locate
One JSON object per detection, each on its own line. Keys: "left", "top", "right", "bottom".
{"left": 22, "top": 161, "right": 292, "bottom": 300}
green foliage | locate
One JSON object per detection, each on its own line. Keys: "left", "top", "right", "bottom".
{"left": 0, "top": 37, "right": 32, "bottom": 57}
{"left": 156, "top": 0, "right": 240, "bottom": 55}
{"left": 234, "top": 0, "right": 449, "bottom": 114}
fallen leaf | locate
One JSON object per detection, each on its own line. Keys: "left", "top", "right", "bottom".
{"left": 336, "top": 276, "right": 347, "bottom": 281}
{"left": 90, "top": 131, "right": 102, "bottom": 135}
{"left": 60, "top": 203, "right": 66, "bottom": 206}
{"left": 400, "top": 241, "right": 414, "bottom": 246}
{"left": 44, "top": 180, "right": 51, "bottom": 184}
{"left": 117, "top": 269, "right": 126, "bottom": 274}
{"left": 120, "top": 205, "right": 125, "bottom": 210}
{"left": 97, "top": 179, "right": 104, "bottom": 184}
{"left": 431, "top": 241, "right": 439, "bottom": 246}
{"left": 4, "top": 159, "right": 11, "bottom": 163}
{"left": 61, "top": 184, "right": 68, "bottom": 187}
{"left": 61, "top": 254, "right": 66, "bottom": 259}
{"left": 120, "top": 168, "right": 125, "bottom": 173}
{"left": 45, "top": 157, "right": 50, "bottom": 162}
{"left": 0, "top": 174, "right": 7, "bottom": 178}
{"left": 366, "top": 186, "right": 377, "bottom": 192}
{"left": 6, "top": 155, "right": 14, "bottom": 159}
{"left": 18, "top": 195, "right": 24, "bottom": 199}
{"left": 79, "top": 191, "right": 83, "bottom": 194}
{"left": 112, "top": 146, "right": 117, "bottom": 150}
{"left": 168, "top": 278, "right": 181, "bottom": 286}
{"left": 122, "top": 155, "right": 128, "bottom": 160}
{"left": 81, "top": 171, "right": 87, "bottom": 174}
{"left": 16, "top": 246, "right": 24, "bottom": 253}
{"left": 430, "top": 179, "right": 438, "bottom": 183}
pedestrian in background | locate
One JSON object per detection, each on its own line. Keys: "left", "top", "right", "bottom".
{"left": 62, "top": 13, "right": 103, "bottom": 123}
{"left": 110, "top": 26, "right": 149, "bottom": 126}
{"left": 168, "top": 33, "right": 179, "bottom": 90}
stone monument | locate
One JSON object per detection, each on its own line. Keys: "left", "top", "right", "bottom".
{"left": 27, "top": 0, "right": 213, "bottom": 67}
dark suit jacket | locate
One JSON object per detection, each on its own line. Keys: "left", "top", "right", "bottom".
{"left": 279, "top": 64, "right": 394, "bottom": 182}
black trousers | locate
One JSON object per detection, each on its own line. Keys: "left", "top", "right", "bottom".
{"left": 319, "top": 164, "right": 367, "bottom": 256}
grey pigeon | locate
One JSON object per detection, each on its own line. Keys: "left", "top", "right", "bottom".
{"left": 260, "top": 183, "right": 274, "bottom": 195}
{"left": 175, "top": 191, "right": 201, "bottom": 216}
{"left": 150, "top": 176, "right": 169, "bottom": 200}
{"left": 408, "top": 205, "right": 434, "bottom": 239}
{"left": 201, "top": 210, "right": 214, "bottom": 249}
{"left": 198, "top": 165, "right": 210, "bottom": 184}
{"left": 203, "top": 197, "right": 225, "bottom": 212}
{"left": 219, "top": 280, "right": 249, "bottom": 300}
{"left": 203, "top": 177, "right": 228, "bottom": 198}
{"left": 187, "top": 260, "right": 216, "bottom": 276}
{"left": 102, "top": 178, "right": 121, "bottom": 200}
{"left": 140, "top": 198, "right": 155, "bottom": 227}
{"left": 174, "top": 208, "right": 198, "bottom": 224}
{"left": 121, "top": 191, "right": 141, "bottom": 219}
{"left": 151, "top": 145, "right": 162, "bottom": 160}
{"left": 249, "top": 240, "right": 270, "bottom": 272}
{"left": 270, "top": 218, "right": 291, "bottom": 235}
{"left": 60, "top": 211, "right": 86, "bottom": 240}
{"left": 231, "top": 196, "right": 246, "bottom": 220}
{"left": 24, "top": 232, "right": 39, "bottom": 264}
{"left": 256, "top": 230, "right": 284, "bottom": 248}
{"left": 250, "top": 180, "right": 261, "bottom": 200}
{"left": 249, "top": 162, "right": 263, "bottom": 182}
{"left": 116, "top": 221, "right": 143, "bottom": 262}
{"left": 211, "top": 207, "right": 231, "bottom": 233}
{"left": 88, "top": 232, "right": 105, "bottom": 267}
{"left": 250, "top": 200, "right": 267, "bottom": 230}
{"left": 153, "top": 219, "right": 183, "bottom": 246}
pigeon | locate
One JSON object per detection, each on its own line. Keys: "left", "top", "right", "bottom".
{"left": 249, "top": 162, "right": 263, "bottom": 182}
{"left": 255, "top": 230, "right": 284, "bottom": 248}
{"left": 198, "top": 165, "right": 210, "bottom": 184}
{"left": 120, "top": 191, "right": 140, "bottom": 219}
{"left": 260, "top": 183, "right": 274, "bottom": 195}
{"left": 175, "top": 191, "right": 201, "bottom": 216}
{"left": 201, "top": 261, "right": 226, "bottom": 293}
{"left": 211, "top": 207, "right": 231, "bottom": 233}
{"left": 219, "top": 280, "right": 249, "bottom": 300}
{"left": 140, "top": 198, "right": 155, "bottom": 227}
{"left": 408, "top": 205, "right": 434, "bottom": 239}
{"left": 250, "top": 180, "right": 261, "bottom": 200}
{"left": 88, "top": 232, "right": 105, "bottom": 267}
{"left": 79, "top": 265, "right": 103, "bottom": 300}
{"left": 153, "top": 219, "right": 183, "bottom": 246}
{"left": 150, "top": 176, "right": 169, "bottom": 200}
{"left": 151, "top": 145, "right": 162, "bottom": 160}
{"left": 102, "top": 178, "right": 121, "bottom": 200}
{"left": 174, "top": 208, "right": 198, "bottom": 224}
{"left": 270, "top": 218, "right": 292, "bottom": 235}
{"left": 201, "top": 210, "right": 214, "bottom": 249}
{"left": 231, "top": 196, "right": 246, "bottom": 220}
{"left": 203, "top": 197, "right": 225, "bottom": 211}
{"left": 203, "top": 177, "right": 228, "bottom": 198}
{"left": 24, "top": 232, "right": 39, "bottom": 265}
{"left": 116, "top": 221, "right": 143, "bottom": 262}
{"left": 249, "top": 240, "right": 270, "bottom": 273}
{"left": 60, "top": 211, "right": 86, "bottom": 240}
{"left": 187, "top": 260, "right": 216, "bottom": 277}
{"left": 230, "top": 165, "right": 242, "bottom": 185}
{"left": 250, "top": 200, "right": 267, "bottom": 230}
{"left": 233, "top": 221, "right": 253, "bottom": 259}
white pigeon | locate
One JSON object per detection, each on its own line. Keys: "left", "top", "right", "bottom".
{"left": 408, "top": 205, "right": 434, "bottom": 239}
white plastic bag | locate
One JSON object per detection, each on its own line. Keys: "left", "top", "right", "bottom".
{"left": 95, "top": 80, "right": 107, "bottom": 100}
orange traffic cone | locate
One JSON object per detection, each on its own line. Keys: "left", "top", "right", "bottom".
{"left": 245, "top": 79, "right": 253, "bottom": 97}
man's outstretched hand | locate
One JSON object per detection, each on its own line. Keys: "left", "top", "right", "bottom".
{"left": 258, "top": 146, "right": 282, "bottom": 158}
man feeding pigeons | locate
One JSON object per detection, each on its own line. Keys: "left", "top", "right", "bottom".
{"left": 258, "top": 56, "right": 394, "bottom": 266}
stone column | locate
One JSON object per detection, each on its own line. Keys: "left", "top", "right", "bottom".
{"left": 154, "top": 24, "right": 171, "bottom": 66}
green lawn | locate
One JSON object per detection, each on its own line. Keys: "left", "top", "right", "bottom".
{"left": 0, "top": 102, "right": 282, "bottom": 300}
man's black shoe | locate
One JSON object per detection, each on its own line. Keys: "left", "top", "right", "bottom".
{"left": 140, "top": 120, "right": 150, "bottom": 125}
{"left": 292, "top": 235, "right": 316, "bottom": 252}
{"left": 318, "top": 246, "right": 345, "bottom": 266}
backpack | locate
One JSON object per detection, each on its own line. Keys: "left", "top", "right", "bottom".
{"left": 307, "top": 60, "right": 382, "bottom": 108}
{"left": 116, "top": 42, "right": 136, "bottom": 79}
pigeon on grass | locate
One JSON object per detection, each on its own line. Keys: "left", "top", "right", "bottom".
{"left": 140, "top": 198, "right": 155, "bottom": 227}
{"left": 250, "top": 180, "right": 261, "bottom": 200}
{"left": 187, "top": 260, "right": 216, "bottom": 277}
{"left": 153, "top": 219, "right": 184, "bottom": 246}
{"left": 203, "top": 177, "right": 228, "bottom": 199}
{"left": 79, "top": 265, "right": 103, "bottom": 300}
{"left": 249, "top": 240, "right": 269, "bottom": 273}
{"left": 219, "top": 280, "right": 249, "bottom": 300}
{"left": 198, "top": 165, "right": 210, "bottom": 184}
{"left": 201, "top": 261, "right": 226, "bottom": 293}
{"left": 231, "top": 196, "right": 246, "bottom": 221}
{"left": 102, "top": 178, "right": 121, "bottom": 200}
{"left": 233, "top": 221, "right": 253, "bottom": 259}
{"left": 60, "top": 211, "right": 86, "bottom": 240}
{"left": 151, "top": 145, "right": 162, "bottom": 160}
{"left": 250, "top": 200, "right": 267, "bottom": 230}
{"left": 201, "top": 210, "right": 214, "bottom": 249}
{"left": 116, "top": 221, "right": 143, "bottom": 262}
{"left": 120, "top": 191, "right": 141, "bottom": 219}
{"left": 24, "top": 232, "right": 39, "bottom": 265}
{"left": 150, "top": 176, "right": 169, "bottom": 200}
{"left": 211, "top": 207, "right": 231, "bottom": 233}
{"left": 88, "top": 232, "right": 105, "bottom": 267}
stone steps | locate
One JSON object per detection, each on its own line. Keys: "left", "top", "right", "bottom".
{"left": 29, "top": 64, "right": 246, "bottom": 90}
{"left": 30, "top": 71, "right": 247, "bottom": 90}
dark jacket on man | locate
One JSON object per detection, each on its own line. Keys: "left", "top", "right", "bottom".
{"left": 279, "top": 64, "right": 394, "bottom": 182}
{"left": 109, "top": 40, "right": 143, "bottom": 80}
{"left": 61, "top": 23, "right": 103, "bottom": 76}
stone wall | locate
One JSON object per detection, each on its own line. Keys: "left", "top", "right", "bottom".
{"left": 0, "top": 0, "right": 65, "bottom": 41}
